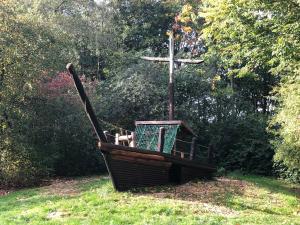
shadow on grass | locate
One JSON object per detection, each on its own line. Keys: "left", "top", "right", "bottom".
{"left": 229, "top": 173, "right": 300, "bottom": 198}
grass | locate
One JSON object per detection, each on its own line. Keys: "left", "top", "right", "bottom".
{"left": 0, "top": 174, "right": 299, "bottom": 225}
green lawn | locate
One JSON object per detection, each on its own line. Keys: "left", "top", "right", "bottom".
{"left": 0, "top": 174, "right": 299, "bottom": 225}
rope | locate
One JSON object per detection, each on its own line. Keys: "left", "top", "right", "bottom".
{"left": 196, "top": 143, "right": 209, "bottom": 149}
{"left": 175, "top": 138, "right": 209, "bottom": 149}
{"left": 105, "top": 133, "right": 117, "bottom": 138}
{"left": 98, "top": 118, "right": 134, "bottom": 134}
{"left": 175, "top": 138, "right": 192, "bottom": 144}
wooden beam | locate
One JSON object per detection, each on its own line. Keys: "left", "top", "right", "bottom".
{"left": 169, "top": 35, "right": 175, "bottom": 120}
{"left": 176, "top": 58, "right": 204, "bottom": 64}
{"left": 115, "top": 133, "right": 120, "bottom": 145}
{"left": 189, "top": 137, "right": 197, "bottom": 160}
{"left": 111, "top": 155, "right": 171, "bottom": 168}
{"left": 130, "top": 132, "right": 136, "bottom": 147}
{"left": 141, "top": 56, "right": 204, "bottom": 64}
{"left": 98, "top": 142, "right": 216, "bottom": 171}
{"left": 208, "top": 144, "right": 214, "bottom": 163}
{"left": 66, "top": 63, "right": 107, "bottom": 143}
{"left": 157, "top": 127, "right": 166, "bottom": 152}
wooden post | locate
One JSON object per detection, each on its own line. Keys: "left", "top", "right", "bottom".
{"left": 169, "top": 34, "right": 175, "bottom": 120}
{"left": 157, "top": 127, "right": 165, "bottom": 152}
{"left": 208, "top": 144, "right": 214, "bottom": 163}
{"left": 180, "top": 152, "right": 185, "bottom": 159}
{"left": 189, "top": 137, "right": 197, "bottom": 160}
{"left": 115, "top": 133, "right": 120, "bottom": 145}
{"left": 130, "top": 132, "right": 136, "bottom": 147}
{"left": 104, "top": 131, "right": 112, "bottom": 143}
{"left": 104, "top": 131, "right": 108, "bottom": 138}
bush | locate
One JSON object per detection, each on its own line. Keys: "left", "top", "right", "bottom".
{"left": 273, "top": 162, "right": 300, "bottom": 183}
{"left": 204, "top": 114, "right": 274, "bottom": 175}
{"left": 0, "top": 143, "right": 48, "bottom": 187}
{"left": 35, "top": 73, "right": 107, "bottom": 177}
{"left": 0, "top": 72, "right": 107, "bottom": 187}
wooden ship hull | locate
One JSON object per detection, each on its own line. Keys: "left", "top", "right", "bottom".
{"left": 99, "top": 143, "right": 216, "bottom": 191}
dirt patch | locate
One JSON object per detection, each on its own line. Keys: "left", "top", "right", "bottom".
{"left": 47, "top": 211, "right": 71, "bottom": 219}
{"left": 132, "top": 177, "right": 249, "bottom": 217}
{"left": 42, "top": 176, "right": 100, "bottom": 196}
{"left": 0, "top": 189, "right": 12, "bottom": 197}
{"left": 134, "top": 177, "right": 249, "bottom": 204}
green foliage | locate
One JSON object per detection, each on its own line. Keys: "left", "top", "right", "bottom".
{"left": 112, "top": 0, "right": 179, "bottom": 52}
{"left": 209, "top": 115, "right": 273, "bottom": 174}
{"left": 95, "top": 61, "right": 169, "bottom": 130}
{"left": 0, "top": 0, "right": 106, "bottom": 186}
{"left": 271, "top": 76, "right": 300, "bottom": 172}
{"left": 0, "top": 0, "right": 69, "bottom": 186}
{"left": 196, "top": 0, "right": 300, "bottom": 176}
{"left": 273, "top": 162, "right": 300, "bottom": 184}
{"left": 33, "top": 94, "right": 105, "bottom": 177}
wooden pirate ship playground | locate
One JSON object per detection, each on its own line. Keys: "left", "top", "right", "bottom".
{"left": 66, "top": 33, "right": 216, "bottom": 191}
{"left": 67, "top": 62, "right": 216, "bottom": 191}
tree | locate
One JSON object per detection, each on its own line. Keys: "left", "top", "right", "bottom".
{"left": 0, "top": 0, "right": 70, "bottom": 186}
{"left": 271, "top": 77, "right": 300, "bottom": 180}
{"left": 196, "top": 0, "right": 300, "bottom": 175}
{"left": 111, "top": 0, "right": 179, "bottom": 53}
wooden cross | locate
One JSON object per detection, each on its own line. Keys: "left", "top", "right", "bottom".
{"left": 141, "top": 33, "right": 204, "bottom": 120}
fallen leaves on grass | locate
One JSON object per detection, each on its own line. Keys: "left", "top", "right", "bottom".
{"left": 0, "top": 190, "right": 11, "bottom": 196}
{"left": 135, "top": 177, "right": 248, "bottom": 204}
{"left": 47, "top": 211, "right": 70, "bottom": 219}
{"left": 42, "top": 176, "right": 100, "bottom": 196}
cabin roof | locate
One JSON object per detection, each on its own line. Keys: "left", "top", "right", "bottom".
{"left": 135, "top": 120, "right": 196, "bottom": 136}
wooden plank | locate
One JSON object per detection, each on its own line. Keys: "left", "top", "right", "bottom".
{"left": 140, "top": 56, "right": 204, "bottom": 64}
{"left": 111, "top": 155, "right": 171, "bottom": 168}
{"left": 176, "top": 58, "right": 204, "bottom": 64}
{"left": 118, "top": 135, "right": 132, "bottom": 142}
{"left": 110, "top": 150, "right": 165, "bottom": 161}
{"left": 135, "top": 120, "right": 184, "bottom": 125}
{"left": 98, "top": 142, "right": 216, "bottom": 171}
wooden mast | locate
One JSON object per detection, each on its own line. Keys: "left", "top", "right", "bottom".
{"left": 169, "top": 33, "right": 175, "bottom": 120}
{"left": 66, "top": 63, "right": 108, "bottom": 143}
{"left": 141, "top": 33, "right": 204, "bottom": 120}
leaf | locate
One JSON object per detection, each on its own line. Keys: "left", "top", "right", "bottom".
{"left": 182, "top": 26, "right": 193, "bottom": 33}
